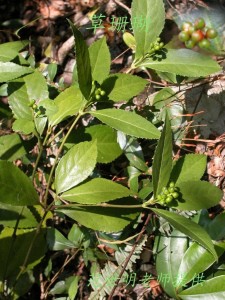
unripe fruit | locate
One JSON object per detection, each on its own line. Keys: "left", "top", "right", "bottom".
{"left": 165, "top": 196, "right": 173, "bottom": 204}
{"left": 178, "top": 31, "right": 190, "bottom": 42}
{"left": 100, "top": 90, "right": 106, "bottom": 96}
{"left": 169, "top": 182, "right": 175, "bottom": 188}
{"left": 185, "top": 40, "right": 196, "bottom": 48}
{"left": 191, "top": 30, "right": 204, "bottom": 42}
{"left": 95, "top": 95, "right": 101, "bottom": 100}
{"left": 169, "top": 187, "right": 175, "bottom": 193}
{"left": 194, "top": 18, "right": 205, "bottom": 30}
{"left": 181, "top": 22, "right": 192, "bottom": 32}
{"left": 206, "top": 28, "right": 218, "bottom": 39}
{"left": 187, "top": 25, "right": 195, "bottom": 35}
{"left": 32, "top": 104, "right": 38, "bottom": 109}
{"left": 198, "top": 38, "right": 210, "bottom": 49}
{"left": 155, "top": 45, "right": 160, "bottom": 51}
{"left": 172, "top": 192, "right": 179, "bottom": 199}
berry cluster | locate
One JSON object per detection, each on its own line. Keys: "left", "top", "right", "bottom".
{"left": 156, "top": 182, "right": 180, "bottom": 206}
{"left": 148, "top": 38, "right": 164, "bottom": 54}
{"left": 92, "top": 81, "right": 106, "bottom": 100}
{"left": 28, "top": 100, "right": 41, "bottom": 117}
{"left": 178, "top": 18, "right": 218, "bottom": 49}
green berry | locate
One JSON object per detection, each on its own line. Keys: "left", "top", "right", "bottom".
{"left": 159, "top": 200, "right": 165, "bottom": 206}
{"left": 155, "top": 45, "right": 160, "bottom": 51}
{"left": 185, "top": 40, "right": 196, "bottom": 48}
{"left": 206, "top": 28, "right": 218, "bottom": 39}
{"left": 169, "top": 182, "right": 175, "bottom": 188}
{"left": 178, "top": 31, "right": 190, "bottom": 42}
{"left": 32, "top": 104, "right": 38, "bottom": 109}
{"left": 160, "top": 194, "right": 166, "bottom": 200}
{"left": 157, "top": 195, "right": 162, "bottom": 200}
{"left": 198, "top": 38, "right": 210, "bottom": 49}
{"left": 159, "top": 42, "right": 164, "bottom": 48}
{"left": 169, "top": 187, "right": 175, "bottom": 193}
{"left": 95, "top": 95, "right": 101, "bottom": 100}
{"left": 181, "top": 21, "right": 192, "bottom": 32}
{"left": 165, "top": 196, "right": 173, "bottom": 204}
{"left": 172, "top": 192, "right": 179, "bottom": 199}
{"left": 191, "top": 30, "right": 204, "bottom": 42}
{"left": 100, "top": 90, "right": 105, "bottom": 96}
{"left": 194, "top": 18, "right": 205, "bottom": 30}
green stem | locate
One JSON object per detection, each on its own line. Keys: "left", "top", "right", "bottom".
{"left": 31, "top": 135, "right": 43, "bottom": 182}
{"left": 53, "top": 203, "right": 145, "bottom": 209}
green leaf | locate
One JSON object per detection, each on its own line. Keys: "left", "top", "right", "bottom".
{"left": 153, "top": 87, "right": 175, "bottom": 109}
{"left": 8, "top": 79, "right": 33, "bottom": 120}
{"left": 131, "top": 0, "right": 165, "bottom": 59}
{"left": 102, "top": 74, "right": 147, "bottom": 102}
{"left": 123, "top": 32, "right": 136, "bottom": 50}
{"left": 0, "top": 41, "right": 28, "bottom": 62}
{"left": 155, "top": 230, "right": 188, "bottom": 298}
{"left": 199, "top": 210, "right": 225, "bottom": 241}
{"left": 152, "top": 113, "right": 172, "bottom": 196}
{"left": 61, "top": 178, "right": 131, "bottom": 204}
{"left": 55, "top": 141, "right": 97, "bottom": 194}
{"left": 138, "top": 49, "right": 221, "bottom": 77}
{"left": 178, "top": 276, "right": 225, "bottom": 299}
{"left": 34, "top": 116, "right": 47, "bottom": 136}
{"left": 49, "top": 86, "right": 85, "bottom": 126}
{"left": 175, "top": 181, "right": 222, "bottom": 210}
{"left": 170, "top": 154, "right": 207, "bottom": 184}
{"left": 151, "top": 208, "right": 217, "bottom": 260}
{"left": 0, "top": 160, "right": 39, "bottom": 205}
{"left": 12, "top": 118, "right": 35, "bottom": 134}
{"left": 125, "top": 138, "right": 148, "bottom": 172}
{"left": 68, "top": 20, "right": 92, "bottom": 99}
{"left": 89, "top": 36, "right": 110, "bottom": 83}
{"left": 91, "top": 109, "right": 160, "bottom": 139}
{"left": 0, "top": 133, "right": 26, "bottom": 161}
{"left": 177, "top": 241, "right": 225, "bottom": 289}
{"left": 47, "top": 228, "right": 75, "bottom": 250}
{"left": 0, "top": 62, "right": 33, "bottom": 82}
{"left": 24, "top": 70, "right": 49, "bottom": 101}
{"left": 57, "top": 198, "right": 140, "bottom": 232}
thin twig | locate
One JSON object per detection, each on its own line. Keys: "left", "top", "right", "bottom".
{"left": 113, "top": 0, "right": 131, "bottom": 14}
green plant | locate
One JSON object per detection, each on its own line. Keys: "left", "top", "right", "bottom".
{"left": 0, "top": 0, "right": 224, "bottom": 299}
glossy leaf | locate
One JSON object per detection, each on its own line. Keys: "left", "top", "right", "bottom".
{"left": 175, "top": 181, "right": 222, "bottom": 210}
{"left": 125, "top": 138, "right": 148, "bottom": 172}
{"left": 0, "top": 133, "right": 26, "bottom": 161}
{"left": 57, "top": 198, "right": 140, "bottom": 232}
{"left": 131, "top": 0, "right": 165, "bottom": 59}
{"left": 0, "top": 62, "right": 33, "bottom": 82}
{"left": 61, "top": 178, "right": 131, "bottom": 204}
{"left": 152, "top": 113, "right": 172, "bottom": 196}
{"left": 170, "top": 154, "right": 206, "bottom": 185}
{"left": 138, "top": 49, "right": 221, "bottom": 77}
{"left": 49, "top": 86, "right": 85, "bottom": 126}
{"left": 0, "top": 160, "right": 39, "bottom": 205}
{"left": 89, "top": 36, "right": 110, "bottom": 83}
{"left": 199, "top": 210, "right": 225, "bottom": 241}
{"left": 151, "top": 208, "right": 217, "bottom": 260}
{"left": 0, "top": 41, "right": 28, "bottom": 62}
{"left": 12, "top": 118, "right": 34, "bottom": 135}
{"left": 179, "top": 276, "right": 225, "bottom": 299}
{"left": 47, "top": 228, "right": 75, "bottom": 250}
{"left": 24, "top": 70, "right": 49, "bottom": 101}
{"left": 91, "top": 109, "right": 160, "bottom": 139}
{"left": 102, "top": 74, "right": 147, "bottom": 102}
{"left": 68, "top": 20, "right": 92, "bottom": 99}
{"left": 155, "top": 230, "right": 188, "bottom": 298}
{"left": 55, "top": 141, "right": 97, "bottom": 194}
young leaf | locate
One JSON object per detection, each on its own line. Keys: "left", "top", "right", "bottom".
{"left": 152, "top": 112, "right": 172, "bottom": 196}
{"left": 0, "top": 62, "right": 33, "bottom": 82}
{"left": 151, "top": 208, "right": 217, "bottom": 260}
{"left": 174, "top": 181, "right": 222, "bottom": 210}
{"left": 101, "top": 74, "right": 147, "bottom": 102}
{"left": 178, "top": 276, "right": 225, "bottom": 299}
{"left": 24, "top": 70, "right": 49, "bottom": 101}
{"left": 68, "top": 20, "right": 92, "bottom": 100}
{"left": 89, "top": 36, "right": 110, "bottom": 83}
{"left": 0, "top": 160, "right": 39, "bottom": 206}
{"left": 170, "top": 154, "right": 207, "bottom": 185}
{"left": 48, "top": 85, "right": 85, "bottom": 126}
{"left": 57, "top": 199, "right": 140, "bottom": 232}
{"left": 61, "top": 178, "right": 131, "bottom": 204}
{"left": 55, "top": 141, "right": 97, "bottom": 194}
{"left": 91, "top": 109, "right": 160, "bottom": 139}
{"left": 138, "top": 49, "right": 221, "bottom": 77}
{"left": 131, "top": 0, "right": 165, "bottom": 59}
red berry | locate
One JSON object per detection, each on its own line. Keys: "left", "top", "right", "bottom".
{"left": 191, "top": 30, "right": 205, "bottom": 42}
{"left": 206, "top": 28, "right": 218, "bottom": 39}
{"left": 178, "top": 31, "right": 190, "bottom": 42}
{"left": 194, "top": 18, "right": 205, "bottom": 29}
{"left": 185, "top": 40, "right": 196, "bottom": 49}
{"left": 198, "top": 38, "right": 210, "bottom": 49}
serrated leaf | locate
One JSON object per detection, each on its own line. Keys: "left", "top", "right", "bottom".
{"left": 61, "top": 178, "right": 131, "bottom": 204}
{"left": 175, "top": 181, "right": 222, "bottom": 210}
{"left": 0, "top": 133, "right": 26, "bottom": 161}
{"left": 57, "top": 198, "right": 140, "bottom": 232}
{"left": 138, "top": 49, "right": 221, "bottom": 77}
{"left": 152, "top": 113, "right": 172, "bottom": 196}
{"left": 55, "top": 141, "right": 97, "bottom": 194}
{"left": 89, "top": 36, "right": 110, "bottom": 83}
{"left": 151, "top": 208, "right": 217, "bottom": 260}
{"left": 155, "top": 230, "right": 188, "bottom": 299}
{"left": 131, "top": 0, "right": 165, "bottom": 59}
{"left": 24, "top": 70, "right": 49, "bottom": 101}
{"left": 170, "top": 154, "right": 206, "bottom": 184}
{"left": 0, "top": 160, "right": 39, "bottom": 205}
{"left": 178, "top": 276, "right": 225, "bottom": 299}
{"left": 91, "top": 109, "right": 160, "bottom": 139}
{"left": 0, "top": 62, "right": 33, "bottom": 82}
{"left": 101, "top": 74, "right": 147, "bottom": 102}
{"left": 68, "top": 20, "right": 92, "bottom": 99}
{"left": 12, "top": 118, "right": 34, "bottom": 134}
{"left": 49, "top": 86, "right": 85, "bottom": 126}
